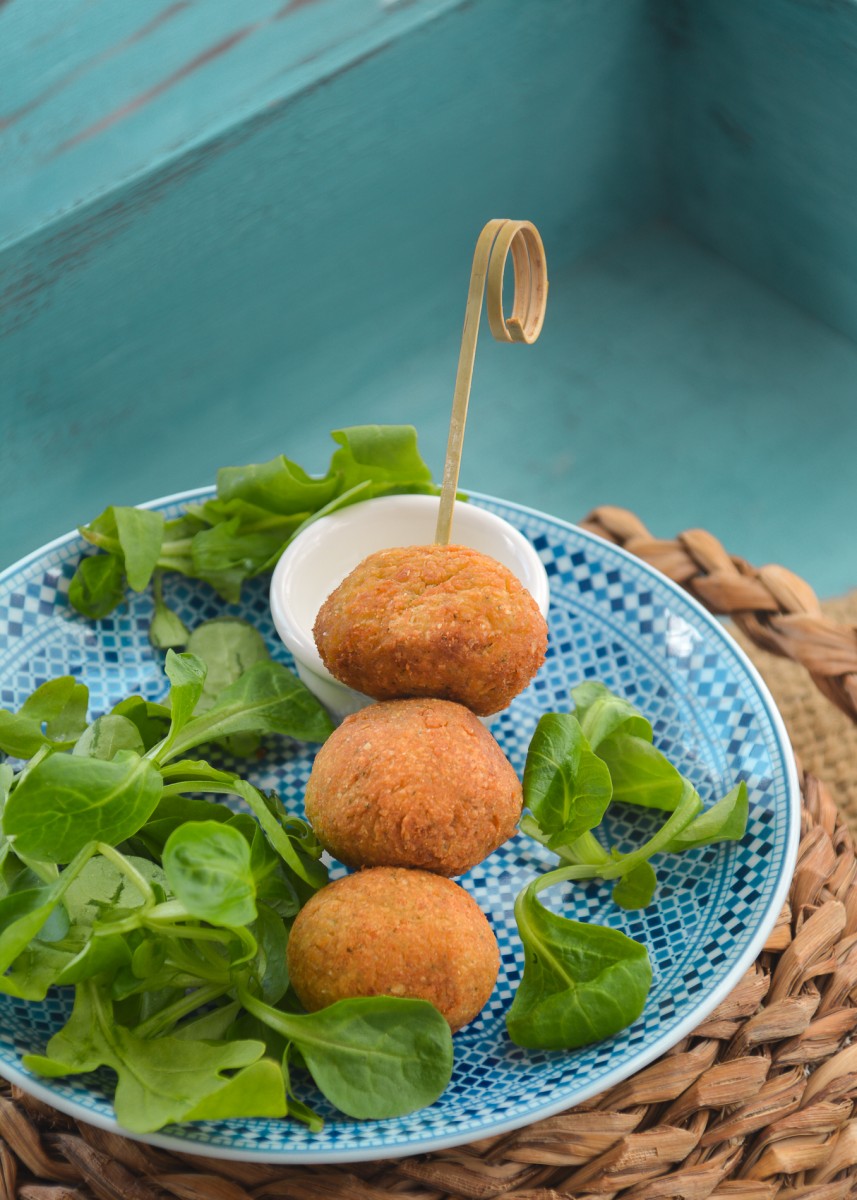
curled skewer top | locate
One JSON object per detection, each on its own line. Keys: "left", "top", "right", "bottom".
{"left": 435, "top": 219, "right": 549, "bottom": 545}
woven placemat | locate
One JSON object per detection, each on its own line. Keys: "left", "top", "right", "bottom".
{"left": 3, "top": 518, "right": 857, "bottom": 1199}
{"left": 729, "top": 591, "right": 857, "bottom": 835}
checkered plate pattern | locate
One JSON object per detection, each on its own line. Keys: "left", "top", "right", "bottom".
{"left": 0, "top": 490, "right": 799, "bottom": 1163}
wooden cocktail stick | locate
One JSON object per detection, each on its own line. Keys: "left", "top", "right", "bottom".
{"left": 434, "top": 219, "right": 549, "bottom": 546}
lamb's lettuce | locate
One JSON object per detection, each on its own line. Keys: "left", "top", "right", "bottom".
{"left": 70, "top": 425, "right": 439, "bottom": 625}
{"left": 509, "top": 684, "right": 750, "bottom": 1051}
{"left": 0, "top": 633, "right": 452, "bottom": 1131}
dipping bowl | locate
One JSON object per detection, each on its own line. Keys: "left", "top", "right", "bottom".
{"left": 269, "top": 493, "right": 550, "bottom": 722}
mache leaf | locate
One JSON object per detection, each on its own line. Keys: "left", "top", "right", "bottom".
{"left": 114, "top": 507, "right": 165, "bottom": 592}
{"left": 149, "top": 575, "right": 189, "bottom": 650}
{"left": 73, "top": 715, "right": 144, "bottom": 761}
{"left": 216, "top": 456, "right": 339, "bottom": 516}
{"left": 664, "top": 782, "right": 749, "bottom": 852}
{"left": 163, "top": 821, "right": 256, "bottom": 927}
{"left": 523, "top": 713, "right": 612, "bottom": 846}
{"left": 191, "top": 520, "right": 286, "bottom": 602}
{"left": 506, "top": 884, "right": 652, "bottom": 1050}
{"left": 571, "top": 682, "right": 653, "bottom": 751}
{"left": 68, "top": 552, "right": 126, "bottom": 619}
{"left": 611, "top": 861, "right": 658, "bottom": 910}
{"left": 166, "top": 661, "right": 332, "bottom": 759}
{"left": 0, "top": 677, "right": 87, "bottom": 758}
{"left": 240, "top": 989, "right": 453, "bottom": 1120}
{"left": 4, "top": 751, "right": 162, "bottom": 863}
{"left": 186, "top": 619, "right": 270, "bottom": 712}
{"left": 25, "top": 982, "right": 278, "bottom": 1133}
{"left": 595, "top": 733, "right": 685, "bottom": 812}
{"left": 164, "top": 652, "right": 207, "bottom": 738}
{"left": 182, "top": 1057, "right": 286, "bottom": 1123}
{"left": 110, "top": 696, "right": 171, "bottom": 750}
{"left": 328, "top": 425, "right": 435, "bottom": 496}
{"left": 0, "top": 886, "right": 69, "bottom": 994}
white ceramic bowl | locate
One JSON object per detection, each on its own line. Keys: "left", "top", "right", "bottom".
{"left": 269, "top": 494, "right": 550, "bottom": 722}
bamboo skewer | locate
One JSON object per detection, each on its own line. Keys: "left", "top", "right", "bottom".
{"left": 434, "top": 219, "right": 549, "bottom": 546}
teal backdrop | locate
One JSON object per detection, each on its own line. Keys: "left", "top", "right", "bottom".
{"left": 2, "top": 0, "right": 856, "bottom": 595}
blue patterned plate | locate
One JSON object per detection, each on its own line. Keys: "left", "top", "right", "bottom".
{"left": 0, "top": 490, "right": 799, "bottom": 1163}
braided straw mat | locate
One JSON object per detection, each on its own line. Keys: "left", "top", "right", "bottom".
{"left": 3, "top": 509, "right": 857, "bottom": 1200}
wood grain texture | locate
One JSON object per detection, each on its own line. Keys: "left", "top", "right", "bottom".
{"left": 0, "top": 0, "right": 667, "bottom": 571}
{"left": 4, "top": 0, "right": 857, "bottom": 595}
{"left": 0, "top": 0, "right": 462, "bottom": 246}
{"left": 664, "top": 0, "right": 857, "bottom": 342}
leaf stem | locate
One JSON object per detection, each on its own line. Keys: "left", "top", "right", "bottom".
{"left": 520, "top": 816, "right": 610, "bottom": 869}
{"left": 166, "top": 940, "right": 230, "bottom": 984}
{"left": 531, "top": 863, "right": 602, "bottom": 896}
{"left": 94, "top": 843, "right": 156, "bottom": 907}
{"left": 145, "top": 908, "right": 257, "bottom": 963}
{"left": 12, "top": 744, "right": 53, "bottom": 788}
{"left": 132, "top": 983, "right": 229, "bottom": 1040}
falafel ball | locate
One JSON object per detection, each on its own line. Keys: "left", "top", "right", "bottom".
{"left": 287, "top": 867, "right": 499, "bottom": 1031}
{"left": 313, "top": 544, "right": 548, "bottom": 715}
{"left": 305, "top": 698, "right": 522, "bottom": 876}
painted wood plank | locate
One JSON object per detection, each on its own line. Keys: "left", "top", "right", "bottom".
{"left": 7, "top": 222, "right": 857, "bottom": 600}
{"left": 0, "top": 0, "right": 461, "bottom": 246}
{"left": 665, "top": 0, "right": 857, "bottom": 342}
{"left": 0, "top": 0, "right": 666, "bottom": 572}
{"left": 7, "top": 0, "right": 855, "bottom": 598}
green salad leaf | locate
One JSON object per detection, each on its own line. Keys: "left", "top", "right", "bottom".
{"left": 68, "top": 552, "right": 126, "bottom": 619}
{"left": 113, "top": 508, "right": 165, "bottom": 592}
{"left": 73, "top": 714, "right": 144, "bottom": 760}
{"left": 240, "top": 989, "right": 454, "bottom": 1121}
{"left": 68, "top": 425, "right": 439, "bottom": 623}
{"left": 510, "top": 683, "right": 751, "bottom": 1049}
{"left": 520, "top": 686, "right": 749, "bottom": 911}
{"left": 506, "top": 883, "right": 652, "bottom": 1050}
{"left": 163, "top": 821, "right": 256, "bottom": 928}
{"left": 595, "top": 733, "right": 685, "bottom": 812}
{"left": 523, "top": 714, "right": 612, "bottom": 848}
{"left": 186, "top": 619, "right": 270, "bottom": 711}
{"left": 664, "top": 781, "right": 749, "bottom": 852}
{"left": 0, "top": 678, "right": 89, "bottom": 759}
{"left": 5, "top": 753, "right": 163, "bottom": 863}
{"left": 570, "top": 682, "right": 653, "bottom": 751}
{"left": 0, "top": 642, "right": 454, "bottom": 1133}
{"left": 149, "top": 574, "right": 190, "bottom": 651}
{"left": 163, "top": 661, "right": 333, "bottom": 761}
{"left": 611, "top": 861, "right": 658, "bottom": 911}
{"left": 25, "top": 983, "right": 279, "bottom": 1134}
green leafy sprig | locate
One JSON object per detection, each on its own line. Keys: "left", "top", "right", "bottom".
{"left": 0, "top": 624, "right": 453, "bottom": 1132}
{"left": 68, "top": 425, "right": 438, "bottom": 633}
{"left": 507, "top": 682, "right": 749, "bottom": 1051}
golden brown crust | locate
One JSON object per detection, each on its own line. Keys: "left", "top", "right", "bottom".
{"left": 304, "top": 699, "right": 523, "bottom": 876}
{"left": 313, "top": 544, "right": 548, "bottom": 715}
{"left": 287, "top": 867, "right": 500, "bottom": 1031}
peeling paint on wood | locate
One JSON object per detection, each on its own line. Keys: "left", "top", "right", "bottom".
{"left": 276, "top": 0, "right": 327, "bottom": 16}
{"left": 0, "top": 0, "right": 666, "bottom": 575}
{"left": 55, "top": 28, "right": 260, "bottom": 153}
{"left": 3, "top": 0, "right": 857, "bottom": 603}
{"left": 0, "top": 4, "right": 190, "bottom": 131}
{"left": 0, "top": 4, "right": 190, "bottom": 132}
{"left": 0, "top": 0, "right": 465, "bottom": 247}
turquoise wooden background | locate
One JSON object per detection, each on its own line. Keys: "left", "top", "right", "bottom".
{"left": 2, "top": 0, "right": 857, "bottom": 595}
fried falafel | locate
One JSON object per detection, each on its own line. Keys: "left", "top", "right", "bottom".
{"left": 305, "top": 698, "right": 522, "bottom": 876}
{"left": 287, "top": 867, "right": 499, "bottom": 1031}
{"left": 313, "top": 544, "right": 547, "bottom": 715}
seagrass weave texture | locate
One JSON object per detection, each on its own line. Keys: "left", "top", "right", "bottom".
{"left": 580, "top": 508, "right": 857, "bottom": 726}
{"left": 2, "top": 514, "right": 857, "bottom": 1199}
{"left": 1, "top": 765, "right": 855, "bottom": 1199}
